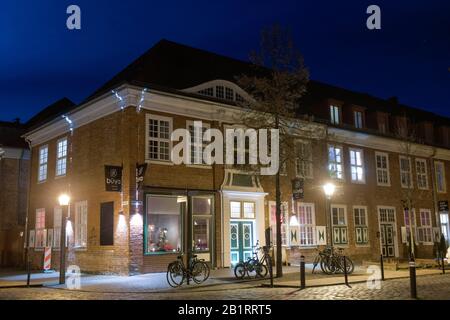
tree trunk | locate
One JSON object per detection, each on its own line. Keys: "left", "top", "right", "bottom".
{"left": 275, "top": 171, "right": 283, "bottom": 277}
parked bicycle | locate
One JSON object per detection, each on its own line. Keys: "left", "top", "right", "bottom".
{"left": 166, "top": 252, "right": 210, "bottom": 287}
{"left": 234, "top": 240, "right": 270, "bottom": 279}
{"left": 312, "top": 246, "right": 354, "bottom": 275}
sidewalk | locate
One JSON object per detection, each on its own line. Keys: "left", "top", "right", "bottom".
{"left": 0, "top": 265, "right": 445, "bottom": 292}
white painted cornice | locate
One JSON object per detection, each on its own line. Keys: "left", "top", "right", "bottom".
{"left": 0, "top": 147, "right": 30, "bottom": 160}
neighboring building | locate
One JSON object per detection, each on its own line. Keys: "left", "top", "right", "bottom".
{"left": 0, "top": 120, "right": 29, "bottom": 267}
{"left": 23, "top": 40, "right": 450, "bottom": 274}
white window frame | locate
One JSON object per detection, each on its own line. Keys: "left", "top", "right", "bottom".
{"left": 435, "top": 161, "right": 447, "bottom": 193}
{"left": 35, "top": 208, "right": 46, "bottom": 249}
{"left": 330, "top": 105, "right": 340, "bottom": 125}
{"left": 74, "top": 200, "right": 88, "bottom": 248}
{"left": 295, "top": 140, "right": 313, "bottom": 179}
{"left": 331, "top": 204, "right": 348, "bottom": 245}
{"left": 297, "top": 202, "right": 316, "bottom": 246}
{"left": 415, "top": 158, "right": 429, "bottom": 190}
{"left": 375, "top": 152, "right": 391, "bottom": 186}
{"left": 145, "top": 114, "right": 173, "bottom": 163}
{"left": 38, "top": 145, "right": 48, "bottom": 182}
{"left": 354, "top": 111, "right": 363, "bottom": 129}
{"left": 328, "top": 145, "right": 344, "bottom": 180}
{"left": 399, "top": 156, "right": 413, "bottom": 189}
{"left": 269, "top": 201, "right": 289, "bottom": 247}
{"left": 349, "top": 148, "right": 365, "bottom": 183}
{"left": 55, "top": 137, "right": 68, "bottom": 177}
{"left": 186, "top": 120, "right": 211, "bottom": 166}
{"left": 418, "top": 209, "right": 433, "bottom": 245}
{"left": 353, "top": 206, "right": 369, "bottom": 245}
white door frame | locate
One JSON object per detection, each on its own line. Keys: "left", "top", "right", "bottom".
{"left": 377, "top": 206, "right": 399, "bottom": 258}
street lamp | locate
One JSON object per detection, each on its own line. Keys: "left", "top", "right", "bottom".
{"left": 58, "top": 193, "right": 70, "bottom": 285}
{"left": 323, "top": 183, "right": 335, "bottom": 246}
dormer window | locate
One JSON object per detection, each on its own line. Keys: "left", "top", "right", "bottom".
{"left": 354, "top": 111, "right": 363, "bottom": 129}
{"left": 183, "top": 80, "right": 250, "bottom": 104}
{"left": 330, "top": 105, "right": 340, "bottom": 125}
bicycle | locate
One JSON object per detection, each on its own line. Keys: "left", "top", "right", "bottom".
{"left": 234, "top": 241, "right": 269, "bottom": 279}
{"left": 166, "top": 252, "right": 210, "bottom": 287}
{"left": 312, "top": 246, "right": 354, "bottom": 275}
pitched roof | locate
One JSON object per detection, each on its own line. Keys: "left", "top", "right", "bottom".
{"left": 25, "top": 97, "right": 76, "bottom": 130}
{"left": 28, "top": 39, "right": 450, "bottom": 130}
{"left": 0, "top": 121, "right": 28, "bottom": 149}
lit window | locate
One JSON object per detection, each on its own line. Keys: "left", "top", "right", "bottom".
{"left": 38, "top": 145, "right": 48, "bottom": 182}
{"left": 328, "top": 145, "right": 344, "bottom": 180}
{"left": 331, "top": 205, "right": 347, "bottom": 245}
{"left": 35, "top": 208, "right": 46, "bottom": 248}
{"left": 349, "top": 148, "right": 365, "bottom": 183}
{"left": 270, "top": 202, "right": 288, "bottom": 246}
{"left": 375, "top": 152, "right": 390, "bottom": 186}
{"left": 192, "top": 196, "right": 213, "bottom": 252}
{"left": 399, "top": 156, "right": 413, "bottom": 188}
{"left": 146, "top": 114, "right": 172, "bottom": 161}
{"left": 243, "top": 202, "right": 255, "bottom": 219}
{"left": 418, "top": 209, "right": 433, "bottom": 244}
{"left": 354, "top": 111, "right": 363, "bottom": 129}
{"left": 354, "top": 207, "right": 368, "bottom": 245}
{"left": 74, "top": 200, "right": 88, "bottom": 248}
{"left": 415, "top": 158, "right": 428, "bottom": 190}
{"left": 330, "top": 105, "right": 340, "bottom": 125}
{"left": 295, "top": 141, "right": 313, "bottom": 178}
{"left": 230, "top": 201, "right": 241, "bottom": 218}
{"left": 55, "top": 138, "right": 68, "bottom": 177}
{"left": 298, "top": 203, "right": 316, "bottom": 246}
{"left": 435, "top": 161, "right": 446, "bottom": 193}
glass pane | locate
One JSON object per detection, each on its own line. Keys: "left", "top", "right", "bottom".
{"left": 146, "top": 195, "right": 181, "bottom": 253}
{"left": 193, "top": 218, "right": 209, "bottom": 251}
{"left": 193, "top": 197, "right": 212, "bottom": 215}
{"left": 243, "top": 202, "right": 255, "bottom": 218}
{"left": 230, "top": 201, "right": 241, "bottom": 218}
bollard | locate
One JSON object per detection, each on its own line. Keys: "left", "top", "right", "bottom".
{"left": 409, "top": 257, "right": 417, "bottom": 299}
{"left": 26, "top": 259, "right": 31, "bottom": 287}
{"left": 343, "top": 256, "right": 350, "bottom": 287}
{"left": 380, "top": 254, "right": 385, "bottom": 281}
{"left": 442, "top": 255, "right": 445, "bottom": 275}
{"left": 300, "top": 255, "right": 306, "bottom": 289}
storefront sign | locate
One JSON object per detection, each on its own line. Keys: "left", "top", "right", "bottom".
{"left": 438, "top": 201, "right": 449, "bottom": 212}
{"left": 292, "top": 178, "right": 304, "bottom": 200}
{"left": 105, "top": 165, "right": 123, "bottom": 192}
{"left": 136, "top": 163, "right": 148, "bottom": 189}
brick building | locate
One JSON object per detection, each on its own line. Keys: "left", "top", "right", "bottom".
{"left": 0, "top": 120, "right": 29, "bottom": 267}
{"left": 24, "top": 40, "right": 450, "bottom": 274}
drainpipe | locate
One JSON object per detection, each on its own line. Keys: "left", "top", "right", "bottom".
{"left": 24, "top": 138, "right": 32, "bottom": 279}
{"left": 429, "top": 148, "right": 440, "bottom": 238}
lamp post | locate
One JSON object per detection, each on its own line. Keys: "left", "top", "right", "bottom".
{"left": 58, "top": 194, "right": 70, "bottom": 285}
{"left": 323, "top": 183, "right": 336, "bottom": 246}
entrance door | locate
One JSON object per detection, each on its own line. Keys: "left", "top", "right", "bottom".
{"left": 230, "top": 221, "right": 254, "bottom": 265}
{"left": 380, "top": 224, "right": 395, "bottom": 257}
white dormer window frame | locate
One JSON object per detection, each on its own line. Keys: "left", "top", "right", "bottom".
{"left": 182, "top": 79, "right": 252, "bottom": 103}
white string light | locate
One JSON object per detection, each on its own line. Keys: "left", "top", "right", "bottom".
{"left": 62, "top": 115, "right": 74, "bottom": 134}
{"left": 137, "top": 88, "right": 148, "bottom": 112}
{"left": 112, "top": 89, "right": 125, "bottom": 110}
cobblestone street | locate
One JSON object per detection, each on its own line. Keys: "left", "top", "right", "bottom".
{"left": 0, "top": 274, "right": 449, "bottom": 300}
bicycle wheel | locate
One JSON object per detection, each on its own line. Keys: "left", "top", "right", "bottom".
{"left": 234, "top": 263, "right": 246, "bottom": 279}
{"left": 246, "top": 260, "right": 258, "bottom": 278}
{"left": 167, "top": 261, "right": 184, "bottom": 287}
{"left": 192, "top": 261, "right": 209, "bottom": 284}
{"left": 255, "top": 263, "right": 268, "bottom": 278}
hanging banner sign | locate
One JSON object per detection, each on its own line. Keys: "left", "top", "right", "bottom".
{"left": 438, "top": 201, "right": 449, "bottom": 213}
{"left": 105, "top": 165, "right": 123, "bottom": 192}
{"left": 292, "top": 178, "right": 304, "bottom": 200}
{"left": 136, "top": 163, "right": 148, "bottom": 189}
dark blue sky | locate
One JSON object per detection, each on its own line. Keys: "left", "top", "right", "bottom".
{"left": 1, "top": 0, "right": 449, "bottom": 122}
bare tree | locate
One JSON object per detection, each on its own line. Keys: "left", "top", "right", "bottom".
{"left": 235, "top": 24, "right": 309, "bottom": 277}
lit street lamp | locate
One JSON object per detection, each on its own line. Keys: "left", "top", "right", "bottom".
{"left": 323, "top": 183, "right": 335, "bottom": 246}
{"left": 58, "top": 194, "right": 70, "bottom": 285}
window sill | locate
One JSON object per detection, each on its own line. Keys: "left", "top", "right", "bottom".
{"left": 144, "top": 251, "right": 180, "bottom": 256}
{"left": 37, "top": 180, "right": 47, "bottom": 185}
{"left": 145, "top": 160, "right": 174, "bottom": 166}
{"left": 376, "top": 183, "right": 391, "bottom": 187}
{"left": 55, "top": 174, "right": 67, "bottom": 180}
{"left": 351, "top": 180, "right": 366, "bottom": 185}
{"left": 186, "top": 164, "right": 212, "bottom": 169}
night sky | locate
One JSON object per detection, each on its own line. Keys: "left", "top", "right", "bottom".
{"left": 1, "top": 0, "right": 449, "bottom": 122}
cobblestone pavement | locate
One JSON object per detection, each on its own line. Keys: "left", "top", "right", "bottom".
{"left": 0, "top": 274, "right": 449, "bottom": 300}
